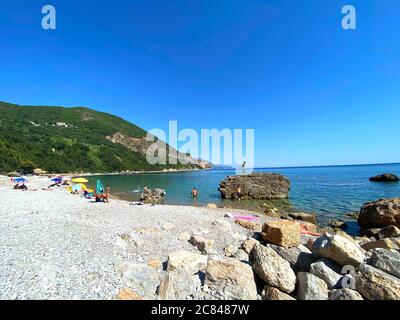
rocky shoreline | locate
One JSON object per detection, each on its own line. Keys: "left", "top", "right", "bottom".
{"left": 0, "top": 176, "right": 399, "bottom": 300}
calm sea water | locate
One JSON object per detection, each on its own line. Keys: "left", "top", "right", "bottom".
{"left": 87, "top": 163, "right": 400, "bottom": 228}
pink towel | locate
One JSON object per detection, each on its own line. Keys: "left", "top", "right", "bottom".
{"left": 233, "top": 215, "right": 259, "bottom": 222}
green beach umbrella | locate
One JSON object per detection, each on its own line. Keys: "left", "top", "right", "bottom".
{"left": 96, "top": 179, "right": 105, "bottom": 194}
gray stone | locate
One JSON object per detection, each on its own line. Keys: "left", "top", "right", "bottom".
{"left": 297, "top": 272, "right": 329, "bottom": 300}
{"left": 330, "top": 289, "right": 364, "bottom": 300}
{"left": 288, "top": 212, "right": 317, "bottom": 224}
{"left": 189, "top": 235, "right": 215, "bottom": 253}
{"left": 267, "top": 244, "right": 314, "bottom": 273}
{"left": 158, "top": 269, "right": 197, "bottom": 300}
{"left": 310, "top": 259, "right": 342, "bottom": 289}
{"left": 250, "top": 244, "right": 296, "bottom": 294}
{"left": 371, "top": 248, "right": 400, "bottom": 278}
{"left": 205, "top": 257, "right": 258, "bottom": 300}
{"left": 114, "top": 261, "right": 160, "bottom": 298}
{"left": 356, "top": 264, "right": 400, "bottom": 300}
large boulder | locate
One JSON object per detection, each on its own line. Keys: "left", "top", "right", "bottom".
{"left": 250, "top": 244, "right": 296, "bottom": 293}
{"left": 369, "top": 173, "right": 399, "bottom": 182}
{"left": 204, "top": 257, "right": 258, "bottom": 300}
{"left": 218, "top": 172, "right": 290, "bottom": 200}
{"left": 261, "top": 285, "right": 296, "bottom": 300}
{"left": 358, "top": 198, "right": 400, "bottom": 229}
{"left": 267, "top": 244, "right": 314, "bottom": 273}
{"left": 297, "top": 272, "right": 329, "bottom": 300}
{"left": 262, "top": 220, "right": 301, "bottom": 248}
{"left": 370, "top": 248, "right": 400, "bottom": 278}
{"left": 312, "top": 233, "right": 365, "bottom": 267}
{"left": 356, "top": 264, "right": 400, "bottom": 300}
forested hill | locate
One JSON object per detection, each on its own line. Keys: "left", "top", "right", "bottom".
{"left": 0, "top": 101, "right": 208, "bottom": 174}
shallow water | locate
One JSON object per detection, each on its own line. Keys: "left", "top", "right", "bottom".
{"left": 87, "top": 163, "right": 400, "bottom": 228}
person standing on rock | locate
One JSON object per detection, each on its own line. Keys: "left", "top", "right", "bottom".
{"left": 242, "top": 161, "right": 246, "bottom": 175}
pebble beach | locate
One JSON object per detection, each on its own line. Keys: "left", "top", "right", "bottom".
{"left": 0, "top": 176, "right": 267, "bottom": 300}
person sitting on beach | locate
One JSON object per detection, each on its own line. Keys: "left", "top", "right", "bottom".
{"left": 236, "top": 186, "right": 242, "bottom": 201}
{"left": 191, "top": 187, "right": 199, "bottom": 198}
{"left": 101, "top": 186, "right": 110, "bottom": 203}
{"left": 143, "top": 185, "right": 149, "bottom": 194}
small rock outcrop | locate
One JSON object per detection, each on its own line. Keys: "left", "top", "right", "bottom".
{"left": 140, "top": 188, "right": 166, "bottom": 203}
{"left": 218, "top": 172, "right": 290, "bottom": 200}
{"left": 369, "top": 173, "right": 399, "bottom": 182}
{"left": 358, "top": 198, "right": 400, "bottom": 229}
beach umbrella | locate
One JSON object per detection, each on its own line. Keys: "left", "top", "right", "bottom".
{"left": 14, "top": 177, "right": 27, "bottom": 183}
{"left": 96, "top": 180, "right": 105, "bottom": 194}
{"left": 51, "top": 177, "right": 62, "bottom": 182}
{"left": 71, "top": 177, "right": 88, "bottom": 183}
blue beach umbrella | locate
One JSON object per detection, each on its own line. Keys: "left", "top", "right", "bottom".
{"left": 51, "top": 177, "right": 62, "bottom": 182}
{"left": 14, "top": 177, "right": 27, "bottom": 183}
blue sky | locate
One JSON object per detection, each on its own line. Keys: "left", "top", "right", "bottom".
{"left": 0, "top": 0, "right": 399, "bottom": 167}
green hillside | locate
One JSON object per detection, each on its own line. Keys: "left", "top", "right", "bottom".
{"left": 0, "top": 101, "right": 193, "bottom": 174}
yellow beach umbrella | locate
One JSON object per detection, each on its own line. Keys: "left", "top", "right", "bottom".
{"left": 71, "top": 177, "right": 88, "bottom": 183}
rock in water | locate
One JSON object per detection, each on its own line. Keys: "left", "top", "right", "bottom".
{"left": 288, "top": 212, "right": 317, "bottom": 225}
{"left": 297, "top": 272, "right": 329, "bottom": 300}
{"left": 262, "top": 285, "right": 296, "bottom": 300}
{"left": 356, "top": 264, "right": 400, "bottom": 300}
{"left": 204, "top": 257, "right": 258, "bottom": 300}
{"left": 358, "top": 198, "right": 400, "bottom": 229}
{"left": 158, "top": 269, "right": 197, "bottom": 300}
{"left": 370, "top": 248, "right": 400, "bottom": 278}
{"left": 310, "top": 259, "right": 342, "bottom": 289}
{"left": 218, "top": 172, "right": 290, "bottom": 200}
{"left": 330, "top": 289, "right": 364, "bottom": 300}
{"left": 312, "top": 233, "right": 365, "bottom": 267}
{"left": 140, "top": 188, "right": 166, "bottom": 203}
{"left": 250, "top": 244, "right": 296, "bottom": 293}
{"left": 262, "top": 220, "right": 301, "bottom": 248}
{"left": 369, "top": 173, "right": 399, "bottom": 182}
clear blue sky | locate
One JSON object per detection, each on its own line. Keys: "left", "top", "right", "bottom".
{"left": 1, "top": 0, "right": 399, "bottom": 167}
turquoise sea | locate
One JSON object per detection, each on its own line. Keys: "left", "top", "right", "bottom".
{"left": 87, "top": 163, "right": 400, "bottom": 229}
